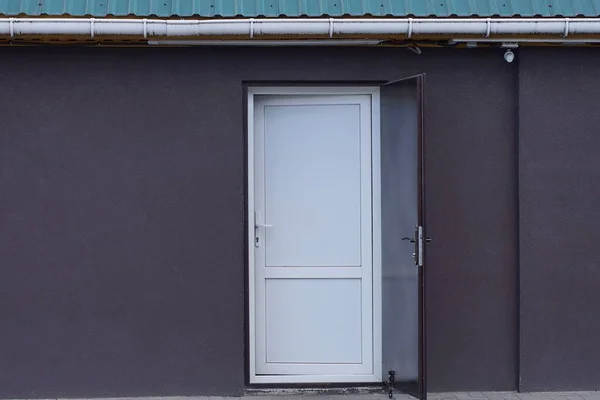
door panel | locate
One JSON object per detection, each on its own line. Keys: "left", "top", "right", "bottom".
{"left": 253, "top": 94, "right": 375, "bottom": 380}
{"left": 380, "top": 75, "right": 427, "bottom": 400}
{"left": 264, "top": 103, "right": 362, "bottom": 267}
{"left": 265, "top": 278, "right": 362, "bottom": 364}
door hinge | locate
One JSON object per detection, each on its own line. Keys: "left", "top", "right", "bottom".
{"left": 387, "top": 370, "right": 395, "bottom": 399}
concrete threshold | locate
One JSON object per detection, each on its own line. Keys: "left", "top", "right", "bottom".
{"left": 245, "top": 386, "right": 386, "bottom": 396}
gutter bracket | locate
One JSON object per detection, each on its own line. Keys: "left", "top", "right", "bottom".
{"left": 90, "top": 18, "right": 95, "bottom": 39}
{"left": 250, "top": 18, "right": 254, "bottom": 39}
{"left": 9, "top": 17, "right": 14, "bottom": 39}
{"left": 329, "top": 18, "right": 334, "bottom": 38}
{"left": 501, "top": 42, "right": 519, "bottom": 48}
{"left": 563, "top": 18, "right": 570, "bottom": 38}
{"left": 407, "top": 18, "right": 413, "bottom": 39}
{"left": 485, "top": 18, "right": 491, "bottom": 38}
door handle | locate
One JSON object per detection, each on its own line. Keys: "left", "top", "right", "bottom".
{"left": 253, "top": 211, "right": 272, "bottom": 248}
{"left": 254, "top": 222, "right": 272, "bottom": 248}
{"left": 254, "top": 211, "right": 273, "bottom": 229}
{"left": 403, "top": 228, "right": 431, "bottom": 266}
{"left": 255, "top": 223, "right": 273, "bottom": 228}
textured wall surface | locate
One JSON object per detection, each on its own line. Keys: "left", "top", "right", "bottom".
{"left": 0, "top": 47, "right": 518, "bottom": 397}
{"left": 518, "top": 47, "right": 600, "bottom": 392}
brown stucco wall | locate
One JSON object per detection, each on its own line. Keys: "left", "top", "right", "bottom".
{"left": 0, "top": 47, "right": 518, "bottom": 397}
{"left": 518, "top": 47, "right": 600, "bottom": 391}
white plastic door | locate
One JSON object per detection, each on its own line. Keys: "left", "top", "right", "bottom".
{"left": 253, "top": 93, "right": 375, "bottom": 382}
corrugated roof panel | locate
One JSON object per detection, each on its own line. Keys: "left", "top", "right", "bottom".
{"left": 2, "top": 0, "right": 600, "bottom": 18}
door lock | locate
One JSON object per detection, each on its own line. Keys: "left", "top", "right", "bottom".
{"left": 254, "top": 211, "right": 273, "bottom": 248}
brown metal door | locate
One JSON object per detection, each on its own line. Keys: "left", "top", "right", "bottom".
{"left": 380, "top": 74, "right": 427, "bottom": 400}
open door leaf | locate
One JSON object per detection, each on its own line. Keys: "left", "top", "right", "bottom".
{"left": 380, "top": 74, "right": 427, "bottom": 400}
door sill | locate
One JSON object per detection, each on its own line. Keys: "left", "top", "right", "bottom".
{"left": 250, "top": 374, "right": 381, "bottom": 384}
{"left": 246, "top": 386, "right": 384, "bottom": 396}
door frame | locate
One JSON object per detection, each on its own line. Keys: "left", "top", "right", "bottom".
{"left": 247, "top": 86, "right": 382, "bottom": 384}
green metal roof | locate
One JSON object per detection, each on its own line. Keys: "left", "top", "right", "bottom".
{"left": 1, "top": 0, "right": 600, "bottom": 18}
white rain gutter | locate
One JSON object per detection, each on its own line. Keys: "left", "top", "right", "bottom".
{"left": 1, "top": 17, "right": 600, "bottom": 42}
